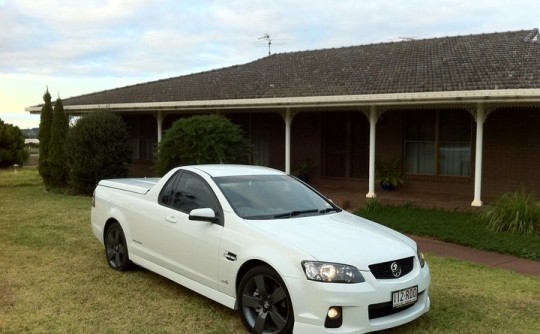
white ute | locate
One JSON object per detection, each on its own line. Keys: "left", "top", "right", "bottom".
{"left": 91, "top": 164, "right": 431, "bottom": 334}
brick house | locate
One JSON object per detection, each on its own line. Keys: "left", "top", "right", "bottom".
{"left": 27, "top": 29, "right": 540, "bottom": 208}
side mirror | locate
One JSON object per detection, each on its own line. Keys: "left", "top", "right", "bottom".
{"left": 189, "top": 208, "right": 219, "bottom": 223}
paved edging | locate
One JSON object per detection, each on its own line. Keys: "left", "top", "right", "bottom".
{"left": 409, "top": 235, "right": 540, "bottom": 277}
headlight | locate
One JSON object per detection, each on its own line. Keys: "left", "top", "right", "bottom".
{"left": 302, "top": 261, "right": 365, "bottom": 283}
{"left": 417, "top": 246, "right": 426, "bottom": 268}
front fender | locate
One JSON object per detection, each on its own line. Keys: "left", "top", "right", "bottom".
{"left": 217, "top": 221, "right": 312, "bottom": 306}
{"left": 238, "top": 245, "right": 305, "bottom": 280}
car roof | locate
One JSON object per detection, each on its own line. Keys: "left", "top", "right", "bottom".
{"left": 181, "top": 164, "right": 286, "bottom": 178}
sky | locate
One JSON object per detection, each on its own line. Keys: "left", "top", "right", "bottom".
{"left": 1, "top": 0, "right": 538, "bottom": 129}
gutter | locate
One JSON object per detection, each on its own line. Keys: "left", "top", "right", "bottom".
{"left": 26, "top": 88, "right": 540, "bottom": 114}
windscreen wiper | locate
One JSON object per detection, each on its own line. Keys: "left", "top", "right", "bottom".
{"left": 273, "top": 209, "right": 319, "bottom": 218}
{"left": 319, "top": 207, "right": 340, "bottom": 214}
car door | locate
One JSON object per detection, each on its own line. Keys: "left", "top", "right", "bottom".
{"left": 160, "top": 171, "right": 224, "bottom": 289}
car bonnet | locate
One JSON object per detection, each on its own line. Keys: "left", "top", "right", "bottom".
{"left": 244, "top": 211, "right": 417, "bottom": 271}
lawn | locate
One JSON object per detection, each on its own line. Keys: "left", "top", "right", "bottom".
{"left": 356, "top": 204, "right": 540, "bottom": 261}
{"left": 1, "top": 169, "right": 539, "bottom": 333}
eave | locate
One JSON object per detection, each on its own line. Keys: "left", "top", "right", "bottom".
{"left": 26, "top": 88, "right": 540, "bottom": 114}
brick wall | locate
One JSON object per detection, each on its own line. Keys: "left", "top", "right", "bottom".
{"left": 483, "top": 107, "right": 540, "bottom": 200}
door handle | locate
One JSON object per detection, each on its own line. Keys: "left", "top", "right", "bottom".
{"left": 165, "top": 216, "right": 177, "bottom": 224}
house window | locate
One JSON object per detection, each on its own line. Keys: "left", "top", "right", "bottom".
{"left": 405, "top": 110, "right": 471, "bottom": 176}
{"left": 322, "top": 112, "right": 369, "bottom": 178}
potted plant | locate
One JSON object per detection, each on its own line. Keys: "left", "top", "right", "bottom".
{"left": 292, "top": 159, "right": 314, "bottom": 183}
{"left": 375, "top": 157, "right": 404, "bottom": 190}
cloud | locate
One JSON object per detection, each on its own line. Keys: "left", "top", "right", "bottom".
{"left": 3, "top": 0, "right": 538, "bottom": 79}
{"left": 1, "top": 0, "right": 157, "bottom": 76}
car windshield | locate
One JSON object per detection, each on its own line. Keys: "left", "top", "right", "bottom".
{"left": 214, "top": 174, "right": 340, "bottom": 220}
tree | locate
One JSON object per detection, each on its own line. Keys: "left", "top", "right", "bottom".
{"left": 38, "top": 89, "right": 53, "bottom": 185}
{"left": 65, "top": 110, "right": 131, "bottom": 195}
{"left": 155, "top": 115, "right": 251, "bottom": 175}
{"left": 0, "top": 118, "right": 28, "bottom": 168}
{"left": 48, "top": 97, "right": 70, "bottom": 187}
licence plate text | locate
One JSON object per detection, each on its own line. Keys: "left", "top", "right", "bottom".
{"left": 392, "top": 286, "right": 418, "bottom": 308}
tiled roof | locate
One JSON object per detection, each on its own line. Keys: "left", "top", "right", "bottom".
{"left": 62, "top": 29, "right": 540, "bottom": 106}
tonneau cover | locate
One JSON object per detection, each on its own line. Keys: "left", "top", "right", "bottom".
{"left": 99, "top": 178, "right": 161, "bottom": 195}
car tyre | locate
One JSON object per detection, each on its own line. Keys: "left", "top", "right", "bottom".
{"left": 104, "top": 222, "right": 132, "bottom": 271}
{"left": 238, "top": 265, "right": 294, "bottom": 334}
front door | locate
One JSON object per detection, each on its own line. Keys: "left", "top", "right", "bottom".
{"left": 323, "top": 111, "right": 369, "bottom": 179}
{"left": 160, "top": 171, "right": 223, "bottom": 289}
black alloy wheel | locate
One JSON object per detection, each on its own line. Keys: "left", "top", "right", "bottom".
{"left": 104, "top": 222, "right": 132, "bottom": 271}
{"left": 238, "top": 266, "right": 294, "bottom": 334}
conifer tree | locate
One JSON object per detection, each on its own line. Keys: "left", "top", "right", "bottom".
{"left": 48, "top": 96, "right": 69, "bottom": 187}
{"left": 38, "top": 89, "right": 53, "bottom": 186}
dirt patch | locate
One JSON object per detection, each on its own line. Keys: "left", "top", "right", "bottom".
{"left": 0, "top": 281, "right": 15, "bottom": 311}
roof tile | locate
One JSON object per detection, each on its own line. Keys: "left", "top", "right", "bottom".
{"left": 62, "top": 29, "right": 540, "bottom": 106}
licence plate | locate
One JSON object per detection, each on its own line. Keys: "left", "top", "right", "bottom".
{"left": 392, "top": 286, "right": 418, "bottom": 308}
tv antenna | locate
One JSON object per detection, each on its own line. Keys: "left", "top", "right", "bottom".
{"left": 258, "top": 33, "right": 273, "bottom": 55}
{"left": 389, "top": 34, "right": 428, "bottom": 42}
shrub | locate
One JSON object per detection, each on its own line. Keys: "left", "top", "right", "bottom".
{"left": 155, "top": 115, "right": 251, "bottom": 175}
{"left": 65, "top": 111, "right": 131, "bottom": 194}
{"left": 364, "top": 198, "right": 381, "bottom": 212}
{"left": 0, "top": 118, "right": 28, "bottom": 168}
{"left": 475, "top": 190, "right": 540, "bottom": 235}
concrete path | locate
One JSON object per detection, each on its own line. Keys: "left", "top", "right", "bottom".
{"left": 410, "top": 235, "right": 540, "bottom": 277}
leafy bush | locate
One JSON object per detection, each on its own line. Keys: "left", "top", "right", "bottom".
{"left": 0, "top": 118, "right": 28, "bottom": 168}
{"left": 475, "top": 190, "right": 540, "bottom": 235}
{"left": 65, "top": 111, "right": 131, "bottom": 194}
{"left": 155, "top": 115, "right": 251, "bottom": 175}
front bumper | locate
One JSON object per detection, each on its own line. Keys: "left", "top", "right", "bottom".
{"left": 286, "top": 263, "right": 431, "bottom": 334}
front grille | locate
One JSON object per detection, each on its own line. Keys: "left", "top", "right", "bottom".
{"left": 368, "top": 256, "right": 414, "bottom": 279}
{"left": 368, "top": 291, "right": 425, "bottom": 320}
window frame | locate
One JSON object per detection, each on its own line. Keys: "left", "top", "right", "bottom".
{"left": 158, "top": 170, "right": 224, "bottom": 225}
{"left": 404, "top": 109, "right": 472, "bottom": 178}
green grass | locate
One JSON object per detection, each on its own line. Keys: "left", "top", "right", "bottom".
{"left": 0, "top": 168, "right": 43, "bottom": 187}
{"left": 356, "top": 204, "right": 540, "bottom": 261}
{"left": 0, "top": 173, "right": 243, "bottom": 334}
{"left": 1, "top": 170, "right": 540, "bottom": 333}
{"left": 377, "top": 255, "right": 540, "bottom": 334}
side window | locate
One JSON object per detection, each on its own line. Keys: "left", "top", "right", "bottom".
{"left": 159, "top": 172, "right": 180, "bottom": 206}
{"left": 172, "top": 173, "right": 220, "bottom": 215}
